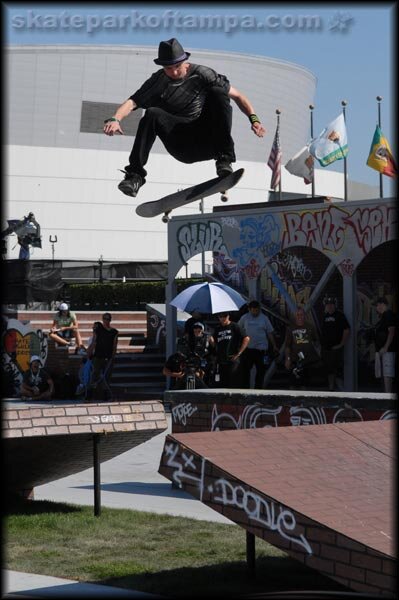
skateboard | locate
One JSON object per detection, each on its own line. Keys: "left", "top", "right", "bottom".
{"left": 136, "top": 168, "right": 244, "bottom": 222}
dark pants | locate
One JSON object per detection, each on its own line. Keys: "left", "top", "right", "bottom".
{"left": 241, "top": 348, "right": 267, "bottom": 389}
{"left": 218, "top": 359, "right": 242, "bottom": 388}
{"left": 127, "top": 86, "right": 236, "bottom": 178}
{"left": 322, "top": 347, "right": 344, "bottom": 376}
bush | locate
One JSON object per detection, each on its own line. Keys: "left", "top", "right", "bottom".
{"left": 68, "top": 279, "right": 204, "bottom": 311}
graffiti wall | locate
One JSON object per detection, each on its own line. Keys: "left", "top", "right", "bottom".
{"left": 170, "top": 400, "right": 397, "bottom": 434}
{"left": 1, "top": 317, "right": 48, "bottom": 396}
{"left": 171, "top": 200, "right": 397, "bottom": 281}
{"left": 168, "top": 198, "right": 397, "bottom": 389}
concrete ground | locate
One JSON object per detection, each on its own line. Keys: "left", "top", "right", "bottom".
{"left": 4, "top": 414, "right": 232, "bottom": 598}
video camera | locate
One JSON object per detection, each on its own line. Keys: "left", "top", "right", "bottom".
{"left": 183, "top": 352, "right": 204, "bottom": 373}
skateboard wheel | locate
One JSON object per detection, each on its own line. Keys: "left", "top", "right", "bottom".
{"left": 221, "top": 193, "right": 228, "bottom": 202}
{"left": 162, "top": 214, "right": 170, "bottom": 223}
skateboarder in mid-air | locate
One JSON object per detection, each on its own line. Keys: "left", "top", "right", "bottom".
{"left": 103, "top": 38, "right": 266, "bottom": 198}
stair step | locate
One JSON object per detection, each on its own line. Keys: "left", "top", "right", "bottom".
{"left": 112, "top": 370, "right": 164, "bottom": 377}
{"left": 111, "top": 382, "right": 166, "bottom": 389}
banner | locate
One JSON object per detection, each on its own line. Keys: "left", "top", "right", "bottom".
{"left": 309, "top": 113, "right": 348, "bottom": 167}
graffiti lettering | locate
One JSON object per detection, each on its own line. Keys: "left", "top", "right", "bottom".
{"left": 172, "top": 402, "right": 198, "bottom": 426}
{"left": 273, "top": 252, "right": 313, "bottom": 282}
{"left": 213, "top": 478, "right": 312, "bottom": 554}
{"left": 338, "top": 258, "right": 355, "bottom": 277}
{"left": 164, "top": 441, "right": 312, "bottom": 555}
{"left": 344, "top": 206, "right": 397, "bottom": 255}
{"left": 282, "top": 206, "right": 348, "bottom": 253}
{"left": 177, "top": 221, "right": 228, "bottom": 263}
{"left": 212, "top": 404, "right": 282, "bottom": 431}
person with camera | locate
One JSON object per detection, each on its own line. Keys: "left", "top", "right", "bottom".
{"left": 163, "top": 349, "right": 208, "bottom": 390}
{"left": 284, "top": 306, "right": 321, "bottom": 390}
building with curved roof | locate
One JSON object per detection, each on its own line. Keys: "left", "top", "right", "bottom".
{"left": 5, "top": 45, "right": 377, "bottom": 272}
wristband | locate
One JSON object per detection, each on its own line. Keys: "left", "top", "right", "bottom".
{"left": 104, "top": 117, "right": 120, "bottom": 124}
{"left": 249, "top": 114, "right": 260, "bottom": 125}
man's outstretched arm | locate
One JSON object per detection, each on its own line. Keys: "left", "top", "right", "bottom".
{"left": 103, "top": 98, "right": 137, "bottom": 136}
{"left": 228, "top": 86, "right": 266, "bottom": 138}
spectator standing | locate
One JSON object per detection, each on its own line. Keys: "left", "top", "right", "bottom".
{"left": 320, "top": 296, "right": 350, "bottom": 391}
{"left": 49, "top": 302, "right": 85, "bottom": 351}
{"left": 183, "top": 310, "right": 204, "bottom": 339}
{"left": 87, "top": 313, "right": 118, "bottom": 399}
{"left": 238, "top": 300, "right": 279, "bottom": 388}
{"left": 20, "top": 355, "right": 54, "bottom": 401}
{"left": 284, "top": 306, "right": 321, "bottom": 390}
{"left": 214, "top": 312, "right": 250, "bottom": 388}
{"left": 374, "top": 297, "right": 397, "bottom": 393}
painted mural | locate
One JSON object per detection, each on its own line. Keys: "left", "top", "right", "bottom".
{"left": 173, "top": 201, "right": 397, "bottom": 279}
{"left": 1, "top": 317, "right": 48, "bottom": 396}
{"left": 168, "top": 198, "right": 396, "bottom": 390}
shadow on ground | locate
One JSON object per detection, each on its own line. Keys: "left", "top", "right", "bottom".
{"left": 5, "top": 496, "right": 82, "bottom": 516}
{"left": 93, "top": 556, "right": 350, "bottom": 599}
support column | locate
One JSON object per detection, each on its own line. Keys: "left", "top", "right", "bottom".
{"left": 93, "top": 434, "right": 101, "bottom": 517}
{"left": 343, "top": 271, "right": 358, "bottom": 391}
{"left": 166, "top": 279, "right": 177, "bottom": 359}
{"left": 246, "top": 531, "right": 256, "bottom": 574}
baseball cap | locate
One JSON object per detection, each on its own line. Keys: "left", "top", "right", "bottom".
{"left": 29, "top": 355, "right": 42, "bottom": 365}
{"left": 375, "top": 296, "right": 388, "bottom": 305}
{"left": 59, "top": 302, "right": 68, "bottom": 311}
{"left": 193, "top": 322, "right": 204, "bottom": 330}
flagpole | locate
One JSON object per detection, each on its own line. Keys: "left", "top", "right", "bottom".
{"left": 276, "top": 109, "right": 282, "bottom": 201}
{"left": 376, "top": 95, "right": 383, "bottom": 198}
{"left": 309, "top": 104, "right": 315, "bottom": 198}
{"left": 341, "top": 100, "right": 348, "bottom": 202}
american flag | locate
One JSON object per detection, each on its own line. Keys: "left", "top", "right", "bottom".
{"left": 267, "top": 122, "right": 282, "bottom": 190}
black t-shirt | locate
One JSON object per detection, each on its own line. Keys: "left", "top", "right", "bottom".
{"left": 131, "top": 64, "right": 230, "bottom": 119}
{"left": 93, "top": 323, "right": 118, "bottom": 358}
{"left": 285, "top": 326, "right": 320, "bottom": 365}
{"left": 22, "top": 368, "right": 51, "bottom": 393}
{"left": 214, "top": 322, "right": 242, "bottom": 363}
{"left": 375, "top": 309, "right": 397, "bottom": 351}
{"left": 321, "top": 310, "right": 350, "bottom": 349}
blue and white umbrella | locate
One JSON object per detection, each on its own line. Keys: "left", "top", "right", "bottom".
{"left": 170, "top": 282, "right": 246, "bottom": 314}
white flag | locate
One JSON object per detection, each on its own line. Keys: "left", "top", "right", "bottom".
{"left": 285, "top": 145, "right": 314, "bottom": 184}
{"left": 309, "top": 112, "right": 348, "bottom": 167}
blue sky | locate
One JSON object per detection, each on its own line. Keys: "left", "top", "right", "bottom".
{"left": 4, "top": 2, "right": 396, "bottom": 195}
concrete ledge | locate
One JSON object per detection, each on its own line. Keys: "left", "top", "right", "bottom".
{"left": 159, "top": 420, "right": 396, "bottom": 596}
{"left": 3, "top": 399, "right": 167, "bottom": 494}
{"left": 164, "top": 389, "right": 397, "bottom": 433}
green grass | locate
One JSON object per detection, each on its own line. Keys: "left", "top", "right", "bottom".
{"left": 5, "top": 496, "right": 347, "bottom": 598}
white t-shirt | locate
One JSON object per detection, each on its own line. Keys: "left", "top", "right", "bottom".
{"left": 238, "top": 312, "right": 274, "bottom": 351}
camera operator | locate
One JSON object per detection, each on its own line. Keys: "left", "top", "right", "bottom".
{"left": 284, "top": 306, "right": 321, "bottom": 390}
{"left": 179, "top": 322, "right": 215, "bottom": 384}
{"left": 163, "top": 350, "right": 208, "bottom": 390}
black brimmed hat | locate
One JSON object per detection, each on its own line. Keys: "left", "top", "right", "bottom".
{"left": 154, "top": 38, "right": 191, "bottom": 66}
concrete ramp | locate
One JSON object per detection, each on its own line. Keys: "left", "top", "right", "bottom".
{"left": 159, "top": 420, "right": 396, "bottom": 596}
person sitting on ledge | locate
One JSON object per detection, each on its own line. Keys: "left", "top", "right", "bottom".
{"left": 49, "top": 302, "right": 85, "bottom": 352}
{"left": 20, "top": 355, "right": 54, "bottom": 401}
